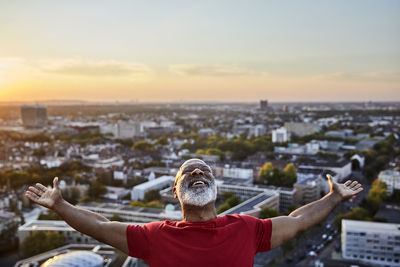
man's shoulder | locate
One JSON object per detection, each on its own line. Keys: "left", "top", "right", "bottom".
{"left": 219, "top": 214, "right": 264, "bottom": 225}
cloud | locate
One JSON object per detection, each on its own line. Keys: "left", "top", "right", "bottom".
{"left": 323, "top": 71, "right": 400, "bottom": 82}
{"left": 41, "top": 58, "right": 151, "bottom": 77}
{"left": 169, "top": 64, "right": 257, "bottom": 77}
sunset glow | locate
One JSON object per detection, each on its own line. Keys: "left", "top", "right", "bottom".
{"left": 0, "top": 1, "right": 399, "bottom": 102}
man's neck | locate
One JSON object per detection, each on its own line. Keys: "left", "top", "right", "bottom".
{"left": 181, "top": 202, "right": 217, "bottom": 222}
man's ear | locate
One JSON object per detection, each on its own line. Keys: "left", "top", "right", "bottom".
{"left": 173, "top": 187, "right": 177, "bottom": 198}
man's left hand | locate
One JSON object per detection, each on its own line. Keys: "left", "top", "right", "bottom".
{"left": 327, "top": 174, "right": 363, "bottom": 201}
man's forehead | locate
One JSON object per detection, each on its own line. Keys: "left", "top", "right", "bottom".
{"left": 180, "top": 159, "right": 209, "bottom": 170}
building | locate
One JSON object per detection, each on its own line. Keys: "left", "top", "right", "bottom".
{"left": 284, "top": 122, "right": 319, "bottom": 137}
{"left": 260, "top": 100, "right": 268, "bottom": 111}
{"left": 299, "top": 158, "right": 351, "bottom": 182}
{"left": 103, "top": 186, "right": 131, "bottom": 200}
{"left": 78, "top": 202, "right": 182, "bottom": 222}
{"left": 272, "top": 127, "right": 289, "bottom": 143}
{"left": 294, "top": 177, "right": 321, "bottom": 205}
{"left": 18, "top": 220, "right": 100, "bottom": 246}
{"left": 20, "top": 105, "right": 47, "bottom": 128}
{"left": 15, "top": 244, "right": 124, "bottom": 267}
{"left": 342, "top": 219, "right": 400, "bottom": 266}
{"left": 131, "top": 175, "right": 174, "bottom": 201}
{"left": 220, "top": 191, "right": 279, "bottom": 218}
{"left": 378, "top": 169, "right": 400, "bottom": 195}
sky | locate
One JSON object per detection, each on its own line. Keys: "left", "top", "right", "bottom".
{"left": 0, "top": 0, "right": 399, "bottom": 102}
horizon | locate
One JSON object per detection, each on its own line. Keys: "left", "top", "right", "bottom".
{"left": 0, "top": 1, "right": 399, "bottom": 102}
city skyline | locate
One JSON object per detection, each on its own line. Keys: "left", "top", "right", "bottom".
{"left": 0, "top": 1, "right": 399, "bottom": 102}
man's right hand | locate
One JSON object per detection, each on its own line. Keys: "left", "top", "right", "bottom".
{"left": 26, "top": 177, "right": 63, "bottom": 210}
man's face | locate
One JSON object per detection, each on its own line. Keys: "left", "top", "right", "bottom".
{"left": 174, "top": 159, "right": 217, "bottom": 207}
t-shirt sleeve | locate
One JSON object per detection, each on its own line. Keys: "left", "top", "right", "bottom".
{"left": 126, "top": 224, "right": 151, "bottom": 259}
{"left": 241, "top": 215, "right": 272, "bottom": 252}
{"left": 255, "top": 218, "right": 272, "bottom": 252}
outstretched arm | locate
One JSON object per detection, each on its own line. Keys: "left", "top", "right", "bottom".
{"left": 25, "top": 177, "right": 129, "bottom": 254}
{"left": 270, "top": 175, "right": 363, "bottom": 249}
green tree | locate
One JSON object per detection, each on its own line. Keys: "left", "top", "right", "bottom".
{"left": 22, "top": 231, "right": 65, "bottom": 257}
{"left": 156, "top": 136, "right": 169, "bottom": 146}
{"left": 368, "top": 179, "right": 387, "bottom": 203}
{"left": 334, "top": 207, "right": 371, "bottom": 230}
{"left": 259, "top": 162, "right": 291, "bottom": 187}
{"left": 259, "top": 207, "right": 279, "bottom": 219}
{"left": 217, "top": 193, "right": 239, "bottom": 214}
{"left": 282, "top": 163, "right": 297, "bottom": 186}
{"left": 38, "top": 210, "right": 61, "bottom": 220}
{"left": 88, "top": 181, "right": 107, "bottom": 198}
{"left": 131, "top": 141, "right": 154, "bottom": 151}
{"left": 110, "top": 214, "right": 123, "bottom": 221}
{"left": 259, "top": 162, "right": 274, "bottom": 182}
{"left": 62, "top": 187, "right": 81, "bottom": 205}
{"left": 144, "top": 190, "right": 161, "bottom": 202}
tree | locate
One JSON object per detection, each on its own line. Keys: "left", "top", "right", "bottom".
{"left": 283, "top": 164, "right": 297, "bottom": 183}
{"left": 62, "top": 187, "right": 81, "bottom": 205}
{"left": 368, "top": 179, "right": 387, "bottom": 203}
{"left": 259, "top": 207, "right": 279, "bottom": 219}
{"left": 144, "top": 190, "right": 161, "bottom": 202}
{"left": 22, "top": 231, "right": 65, "bottom": 257}
{"left": 217, "top": 193, "right": 240, "bottom": 214}
{"left": 334, "top": 207, "right": 371, "bottom": 230}
{"left": 38, "top": 210, "right": 61, "bottom": 220}
{"left": 259, "top": 162, "right": 294, "bottom": 187}
{"left": 131, "top": 141, "right": 154, "bottom": 151}
{"left": 156, "top": 136, "right": 169, "bottom": 146}
{"left": 88, "top": 181, "right": 107, "bottom": 198}
{"left": 110, "top": 214, "right": 123, "bottom": 221}
{"left": 259, "top": 162, "right": 274, "bottom": 183}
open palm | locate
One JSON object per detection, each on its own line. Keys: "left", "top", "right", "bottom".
{"left": 327, "top": 174, "right": 363, "bottom": 200}
{"left": 25, "top": 177, "right": 62, "bottom": 209}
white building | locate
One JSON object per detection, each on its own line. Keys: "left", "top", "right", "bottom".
{"left": 284, "top": 122, "right": 320, "bottom": 137}
{"left": 131, "top": 175, "right": 174, "bottom": 201}
{"left": 272, "top": 127, "right": 289, "bottom": 143}
{"left": 378, "top": 169, "right": 400, "bottom": 195}
{"left": 342, "top": 219, "right": 400, "bottom": 266}
{"left": 117, "top": 121, "right": 141, "bottom": 138}
{"left": 18, "top": 220, "right": 99, "bottom": 246}
{"left": 103, "top": 186, "right": 131, "bottom": 200}
{"left": 222, "top": 165, "right": 253, "bottom": 181}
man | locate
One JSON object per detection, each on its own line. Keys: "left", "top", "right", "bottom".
{"left": 26, "top": 158, "right": 363, "bottom": 267}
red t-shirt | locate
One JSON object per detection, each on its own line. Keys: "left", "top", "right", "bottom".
{"left": 126, "top": 214, "right": 272, "bottom": 267}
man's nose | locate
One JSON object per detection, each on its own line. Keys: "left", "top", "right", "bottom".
{"left": 191, "top": 168, "right": 204, "bottom": 176}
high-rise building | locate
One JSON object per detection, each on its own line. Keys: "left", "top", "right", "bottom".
{"left": 260, "top": 100, "right": 268, "bottom": 111}
{"left": 342, "top": 219, "right": 400, "bottom": 266}
{"left": 272, "top": 127, "right": 289, "bottom": 143}
{"left": 20, "top": 105, "right": 47, "bottom": 128}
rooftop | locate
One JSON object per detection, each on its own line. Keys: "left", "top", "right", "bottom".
{"left": 342, "top": 219, "right": 400, "bottom": 232}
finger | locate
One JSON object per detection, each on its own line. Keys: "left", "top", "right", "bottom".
{"left": 352, "top": 184, "right": 362, "bottom": 190}
{"left": 25, "top": 191, "right": 40, "bottom": 202}
{"left": 354, "top": 187, "right": 363, "bottom": 194}
{"left": 349, "top": 181, "right": 358, "bottom": 188}
{"left": 344, "top": 180, "right": 352, "bottom": 186}
{"left": 53, "top": 177, "right": 59, "bottom": 189}
{"left": 28, "top": 186, "right": 42, "bottom": 196}
{"left": 36, "top": 183, "right": 48, "bottom": 192}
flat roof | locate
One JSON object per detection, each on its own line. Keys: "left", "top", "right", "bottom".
{"left": 342, "top": 219, "right": 400, "bottom": 232}
{"left": 133, "top": 175, "right": 174, "bottom": 190}
{"left": 225, "top": 192, "right": 275, "bottom": 215}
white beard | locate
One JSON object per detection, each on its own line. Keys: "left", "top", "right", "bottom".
{"left": 177, "top": 179, "right": 217, "bottom": 207}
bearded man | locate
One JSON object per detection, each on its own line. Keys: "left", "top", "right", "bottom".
{"left": 26, "top": 158, "right": 363, "bottom": 267}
